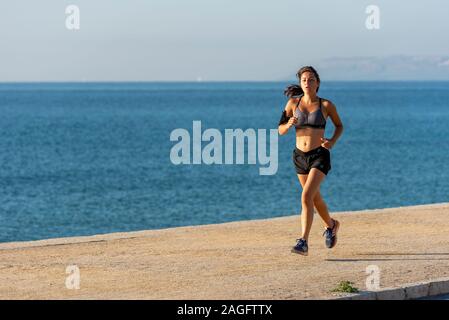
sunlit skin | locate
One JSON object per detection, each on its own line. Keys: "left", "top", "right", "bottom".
{"left": 278, "top": 71, "right": 344, "bottom": 241}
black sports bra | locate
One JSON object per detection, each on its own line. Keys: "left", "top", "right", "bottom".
{"left": 293, "top": 95, "right": 326, "bottom": 129}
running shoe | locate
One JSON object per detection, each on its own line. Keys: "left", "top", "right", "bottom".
{"left": 323, "top": 219, "right": 340, "bottom": 248}
{"left": 291, "top": 238, "right": 308, "bottom": 255}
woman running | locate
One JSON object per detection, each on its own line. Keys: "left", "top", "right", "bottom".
{"left": 278, "top": 66, "right": 344, "bottom": 256}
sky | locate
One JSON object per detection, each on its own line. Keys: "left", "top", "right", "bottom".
{"left": 1, "top": 0, "right": 449, "bottom": 81}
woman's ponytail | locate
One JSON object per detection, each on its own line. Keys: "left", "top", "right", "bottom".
{"left": 283, "top": 84, "right": 304, "bottom": 98}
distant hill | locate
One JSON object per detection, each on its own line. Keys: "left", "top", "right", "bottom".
{"left": 282, "top": 55, "right": 449, "bottom": 81}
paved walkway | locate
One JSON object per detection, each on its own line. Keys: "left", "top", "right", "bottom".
{"left": 1, "top": 202, "right": 449, "bottom": 299}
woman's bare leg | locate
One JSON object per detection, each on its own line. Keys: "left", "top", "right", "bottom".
{"left": 297, "top": 168, "right": 326, "bottom": 241}
{"left": 297, "top": 171, "right": 333, "bottom": 231}
{"left": 313, "top": 193, "right": 334, "bottom": 229}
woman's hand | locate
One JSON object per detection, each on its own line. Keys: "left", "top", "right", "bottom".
{"left": 286, "top": 117, "right": 297, "bottom": 128}
{"left": 320, "top": 137, "right": 335, "bottom": 150}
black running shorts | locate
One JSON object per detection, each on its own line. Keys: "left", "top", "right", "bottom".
{"left": 292, "top": 146, "right": 331, "bottom": 175}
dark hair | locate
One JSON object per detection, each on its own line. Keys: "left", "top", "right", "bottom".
{"left": 283, "top": 66, "right": 321, "bottom": 98}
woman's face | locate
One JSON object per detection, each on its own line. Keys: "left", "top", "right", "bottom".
{"left": 300, "top": 71, "right": 319, "bottom": 94}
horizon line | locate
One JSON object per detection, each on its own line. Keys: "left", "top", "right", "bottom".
{"left": 1, "top": 79, "right": 449, "bottom": 84}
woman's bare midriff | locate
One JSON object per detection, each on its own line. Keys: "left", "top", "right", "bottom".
{"left": 295, "top": 127, "right": 325, "bottom": 152}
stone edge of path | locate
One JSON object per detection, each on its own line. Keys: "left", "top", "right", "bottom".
{"left": 332, "top": 277, "right": 449, "bottom": 300}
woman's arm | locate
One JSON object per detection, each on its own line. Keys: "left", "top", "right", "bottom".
{"left": 278, "top": 99, "right": 297, "bottom": 135}
{"left": 323, "top": 100, "right": 344, "bottom": 145}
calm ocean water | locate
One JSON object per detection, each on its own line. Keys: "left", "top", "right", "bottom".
{"left": 0, "top": 81, "right": 448, "bottom": 242}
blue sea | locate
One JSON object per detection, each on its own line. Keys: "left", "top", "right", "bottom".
{"left": 0, "top": 81, "right": 448, "bottom": 243}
